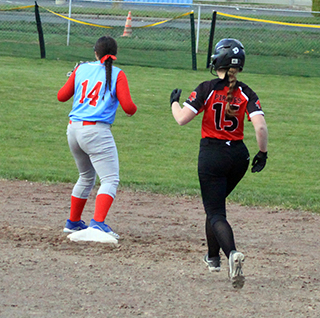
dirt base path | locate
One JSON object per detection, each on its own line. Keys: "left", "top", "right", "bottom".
{"left": 0, "top": 179, "right": 319, "bottom": 317}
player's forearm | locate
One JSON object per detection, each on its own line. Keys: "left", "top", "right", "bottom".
{"left": 172, "top": 102, "right": 196, "bottom": 126}
{"left": 57, "top": 71, "right": 75, "bottom": 102}
{"left": 255, "top": 125, "right": 268, "bottom": 153}
{"left": 116, "top": 71, "right": 137, "bottom": 116}
{"left": 251, "top": 114, "right": 268, "bottom": 152}
{"left": 172, "top": 102, "right": 184, "bottom": 125}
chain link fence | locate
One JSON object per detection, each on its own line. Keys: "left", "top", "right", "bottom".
{"left": 0, "top": 0, "right": 319, "bottom": 75}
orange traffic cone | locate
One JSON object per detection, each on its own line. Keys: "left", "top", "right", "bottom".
{"left": 122, "top": 11, "right": 132, "bottom": 37}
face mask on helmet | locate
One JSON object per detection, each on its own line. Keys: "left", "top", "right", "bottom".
{"left": 210, "top": 38, "right": 245, "bottom": 75}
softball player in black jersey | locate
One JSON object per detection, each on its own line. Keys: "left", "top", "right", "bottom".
{"left": 170, "top": 38, "right": 268, "bottom": 289}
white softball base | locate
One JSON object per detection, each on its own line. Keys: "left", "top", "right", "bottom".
{"left": 67, "top": 227, "right": 118, "bottom": 244}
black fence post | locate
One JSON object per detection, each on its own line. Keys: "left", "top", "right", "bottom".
{"left": 190, "top": 12, "right": 197, "bottom": 71}
{"left": 35, "top": 1, "right": 45, "bottom": 59}
{"left": 206, "top": 11, "right": 216, "bottom": 68}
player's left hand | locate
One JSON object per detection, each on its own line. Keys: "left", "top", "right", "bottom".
{"left": 170, "top": 88, "right": 182, "bottom": 106}
{"left": 251, "top": 151, "right": 268, "bottom": 173}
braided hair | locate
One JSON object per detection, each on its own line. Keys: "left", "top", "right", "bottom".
{"left": 225, "top": 68, "right": 238, "bottom": 117}
{"left": 94, "top": 36, "right": 118, "bottom": 99}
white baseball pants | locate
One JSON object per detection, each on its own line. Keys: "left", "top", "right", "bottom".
{"left": 67, "top": 121, "right": 120, "bottom": 199}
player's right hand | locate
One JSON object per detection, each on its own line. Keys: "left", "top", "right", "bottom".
{"left": 170, "top": 88, "right": 182, "bottom": 106}
{"left": 66, "top": 61, "right": 84, "bottom": 77}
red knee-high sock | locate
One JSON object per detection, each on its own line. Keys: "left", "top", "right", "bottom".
{"left": 69, "top": 196, "right": 87, "bottom": 222}
{"left": 93, "top": 194, "right": 114, "bottom": 223}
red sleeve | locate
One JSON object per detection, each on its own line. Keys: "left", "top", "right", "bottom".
{"left": 116, "top": 70, "right": 137, "bottom": 115}
{"left": 57, "top": 69, "right": 76, "bottom": 102}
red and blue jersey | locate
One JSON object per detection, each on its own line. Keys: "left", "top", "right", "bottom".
{"left": 57, "top": 61, "right": 137, "bottom": 122}
{"left": 70, "top": 61, "right": 121, "bottom": 124}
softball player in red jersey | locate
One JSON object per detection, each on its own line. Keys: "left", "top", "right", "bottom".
{"left": 57, "top": 36, "right": 137, "bottom": 239}
{"left": 170, "top": 38, "right": 268, "bottom": 289}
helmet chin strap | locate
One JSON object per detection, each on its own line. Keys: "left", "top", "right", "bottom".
{"left": 210, "top": 66, "right": 218, "bottom": 77}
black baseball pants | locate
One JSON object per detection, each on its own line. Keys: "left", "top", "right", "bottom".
{"left": 198, "top": 138, "right": 250, "bottom": 258}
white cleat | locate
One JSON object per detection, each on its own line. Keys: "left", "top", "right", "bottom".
{"left": 229, "top": 250, "right": 245, "bottom": 289}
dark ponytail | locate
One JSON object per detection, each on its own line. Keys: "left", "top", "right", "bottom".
{"left": 225, "top": 68, "right": 238, "bottom": 117}
{"left": 94, "top": 36, "right": 118, "bottom": 99}
{"left": 104, "top": 57, "right": 113, "bottom": 98}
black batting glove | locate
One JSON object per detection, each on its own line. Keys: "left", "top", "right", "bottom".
{"left": 170, "top": 88, "right": 182, "bottom": 107}
{"left": 251, "top": 151, "right": 268, "bottom": 173}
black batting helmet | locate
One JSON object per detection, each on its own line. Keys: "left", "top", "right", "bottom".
{"left": 210, "top": 38, "right": 245, "bottom": 73}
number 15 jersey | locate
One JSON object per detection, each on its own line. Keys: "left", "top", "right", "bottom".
{"left": 183, "top": 76, "right": 264, "bottom": 141}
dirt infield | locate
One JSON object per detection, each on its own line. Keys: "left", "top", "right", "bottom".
{"left": 0, "top": 179, "right": 319, "bottom": 317}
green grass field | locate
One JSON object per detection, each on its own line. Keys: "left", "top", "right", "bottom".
{"left": 0, "top": 56, "right": 319, "bottom": 213}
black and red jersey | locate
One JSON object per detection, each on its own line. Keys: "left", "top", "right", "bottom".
{"left": 183, "top": 77, "right": 264, "bottom": 141}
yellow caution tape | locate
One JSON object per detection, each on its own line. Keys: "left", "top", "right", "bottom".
{"left": 3, "top": 5, "right": 317, "bottom": 30}
{"left": 217, "top": 11, "right": 320, "bottom": 29}
{"left": 135, "top": 11, "right": 193, "bottom": 28}
{"left": 40, "top": 6, "right": 192, "bottom": 29}
{"left": 0, "top": 5, "right": 34, "bottom": 11}
{"left": 39, "top": 6, "right": 113, "bottom": 28}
